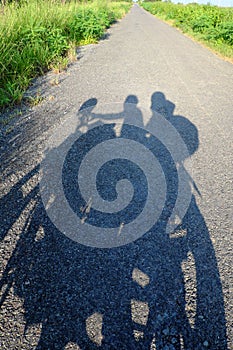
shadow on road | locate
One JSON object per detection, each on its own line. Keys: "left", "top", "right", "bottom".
{"left": 0, "top": 92, "right": 227, "bottom": 349}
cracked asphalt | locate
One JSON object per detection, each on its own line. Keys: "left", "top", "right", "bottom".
{"left": 0, "top": 4, "right": 232, "bottom": 350}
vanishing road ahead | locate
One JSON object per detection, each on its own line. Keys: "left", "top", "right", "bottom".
{"left": 1, "top": 4, "right": 232, "bottom": 350}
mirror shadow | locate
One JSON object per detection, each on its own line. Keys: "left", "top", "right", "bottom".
{"left": 0, "top": 92, "right": 227, "bottom": 349}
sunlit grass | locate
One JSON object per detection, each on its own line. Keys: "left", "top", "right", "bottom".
{"left": 141, "top": 2, "right": 233, "bottom": 62}
{"left": 0, "top": 0, "right": 131, "bottom": 109}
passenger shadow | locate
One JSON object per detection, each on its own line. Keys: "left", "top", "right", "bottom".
{"left": 0, "top": 93, "right": 227, "bottom": 349}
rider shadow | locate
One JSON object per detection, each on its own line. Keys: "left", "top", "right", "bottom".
{"left": 0, "top": 93, "right": 227, "bottom": 349}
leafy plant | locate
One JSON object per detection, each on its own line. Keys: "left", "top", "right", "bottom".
{"left": 0, "top": 0, "right": 131, "bottom": 109}
{"left": 142, "top": 2, "right": 233, "bottom": 60}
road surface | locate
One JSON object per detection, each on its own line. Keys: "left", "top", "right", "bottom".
{"left": 0, "top": 4, "right": 232, "bottom": 349}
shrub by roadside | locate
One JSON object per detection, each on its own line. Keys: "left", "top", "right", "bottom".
{"left": 0, "top": 0, "right": 131, "bottom": 109}
{"left": 141, "top": 2, "right": 233, "bottom": 62}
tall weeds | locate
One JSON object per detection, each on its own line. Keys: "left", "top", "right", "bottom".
{"left": 142, "top": 2, "right": 233, "bottom": 61}
{"left": 0, "top": 0, "right": 131, "bottom": 109}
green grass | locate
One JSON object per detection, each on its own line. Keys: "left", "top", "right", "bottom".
{"left": 0, "top": 0, "right": 131, "bottom": 110}
{"left": 141, "top": 2, "right": 233, "bottom": 61}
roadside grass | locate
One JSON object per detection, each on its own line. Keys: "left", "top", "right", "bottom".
{"left": 141, "top": 2, "right": 233, "bottom": 62}
{"left": 0, "top": 0, "right": 131, "bottom": 110}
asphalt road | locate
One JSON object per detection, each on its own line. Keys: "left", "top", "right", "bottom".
{"left": 0, "top": 4, "right": 232, "bottom": 350}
